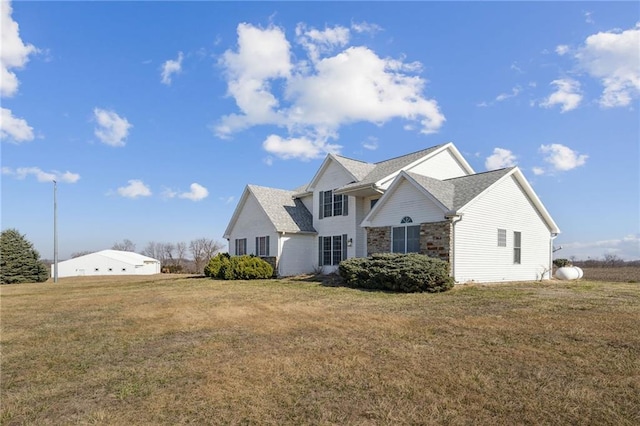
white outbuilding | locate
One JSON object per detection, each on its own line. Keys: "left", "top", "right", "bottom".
{"left": 54, "top": 250, "right": 161, "bottom": 278}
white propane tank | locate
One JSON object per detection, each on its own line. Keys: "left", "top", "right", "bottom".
{"left": 555, "top": 266, "right": 583, "bottom": 280}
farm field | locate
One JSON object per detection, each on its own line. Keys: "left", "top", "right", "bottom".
{"left": 1, "top": 275, "right": 639, "bottom": 425}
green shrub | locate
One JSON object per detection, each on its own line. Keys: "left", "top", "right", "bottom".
{"left": 553, "top": 258, "right": 572, "bottom": 268}
{"left": 206, "top": 253, "right": 273, "bottom": 280}
{"left": 339, "top": 253, "right": 454, "bottom": 293}
{"left": 204, "top": 253, "right": 231, "bottom": 278}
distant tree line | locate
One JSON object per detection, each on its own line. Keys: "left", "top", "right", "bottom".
{"left": 556, "top": 253, "right": 639, "bottom": 268}
{"left": 67, "top": 238, "right": 225, "bottom": 274}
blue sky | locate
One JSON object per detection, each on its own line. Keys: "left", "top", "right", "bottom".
{"left": 1, "top": 1, "right": 638, "bottom": 261}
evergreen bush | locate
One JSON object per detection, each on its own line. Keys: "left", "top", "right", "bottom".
{"left": 339, "top": 253, "right": 454, "bottom": 293}
{"left": 553, "top": 258, "right": 572, "bottom": 268}
{"left": 205, "top": 253, "right": 273, "bottom": 280}
{"left": 1, "top": 229, "right": 49, "bottom": 284}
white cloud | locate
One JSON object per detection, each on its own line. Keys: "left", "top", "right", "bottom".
{"left": 496, "top": 86, "right": 522, "bottom": 102}
{"left": 575, "top": 23, "right": 640, "bottom": 108}
{"left": 362, "top": 136, "right": 378, "bottom": 150}
{"left": 219, "top": 196, "right": 236, "bottom": 204}
{"left": 584, "top": 11, "right": 594, "bottom": 25}
{"left": 2, "top": 166, "right": 80, "bottom": 183}
{"left": 262, "top": 134, "right": 340, "bottom": 161}
{"left": 0, "top": 107, "right": 34, "bottom": 143}
{"left": 539, "top": 143, "right": 587, "bottom": 172}
{"left": 351, "top": 21, "right": 383, "bottom": 35}
{"left": 117, "top": 179, "right": 151, "bottom": 198}
{"left": 216, "top": 22, "right": 445, "bottom": 161}
{"left": 179, "top": 183, "right": 209, "bottom": 201}
{"left": 296, "top": 23, "right": 350, "bottom": 63}
{"left": 540, "top": 78, "right": 582, "bottom": 112}
{"left": 485, "top": 148, "right": 517, "bottom": 170}
{"left": 161, "top": 187, "right": 178, "bottom": 199}
{"left": 93, "top": 108, "right": 132, "bottom": 147}
{"left": 532, "top": 167, "right": 545, "bottom": 176}
{"left": 161, "top": 51, "right": 183, "bottom": 85}
{"left": 555, "top": 44, "right": 570, "bottom": 56}
{"left": 1, "top": 0, "right": 38, "bottom": 98}
{"left": 561, "top": 233, "right": 640, "bottom": 260}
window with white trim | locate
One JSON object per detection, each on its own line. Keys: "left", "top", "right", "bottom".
{"left": 497, "top": 229, "right": 507, "bottom": 247}
{"left": 318, "top": 235, "right": 347, "bottom": 266}
{"left": 513, "top": 231, "right": 521, "bottom": 264}
{"left": 392, "top": 217, "right": 420, "bottom": 253}
{"left": 235, "top": 238, "right": 247, "bottom": 256}
{"left": 256, "top": 236, "right": 270, "bottom": 257}
{"left": 319, "top": 190, "right": 348, "bottom": 219}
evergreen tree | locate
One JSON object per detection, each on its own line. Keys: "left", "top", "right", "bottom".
{"left": 1, "top": 229, "right": 49, "bottom": 284}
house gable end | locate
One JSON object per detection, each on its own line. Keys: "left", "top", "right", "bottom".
{"left": 362, "top": 171, "right": 449, "bottom": 227}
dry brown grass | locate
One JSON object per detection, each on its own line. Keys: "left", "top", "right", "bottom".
{"left": 1, "top": 275, "right": 639, "bottom": 425}
{"left": 581, "top": 266, "right": 640, "bottom": 283}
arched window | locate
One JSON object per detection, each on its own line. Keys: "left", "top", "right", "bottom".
{"left": 393, "top": 216, "right": 420, "bottom": 253}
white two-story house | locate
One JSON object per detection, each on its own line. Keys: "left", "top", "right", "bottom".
{"left": 223, "top": 142, "right": 560, "bottom": 283}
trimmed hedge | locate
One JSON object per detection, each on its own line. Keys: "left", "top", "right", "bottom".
{"left": 339, "top": 253, "right": 454, "bottom": 293}
{"left": 205, "top": 253, "right": 273, "bottom": 280}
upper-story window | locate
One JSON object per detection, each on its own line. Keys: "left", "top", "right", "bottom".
{"left": 319, "top": 190, "right": 348, "bottom": 219}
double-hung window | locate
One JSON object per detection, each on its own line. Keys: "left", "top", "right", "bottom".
{"left": 256, "top": 236, "right": 270, "bottom": 257}
{"left": 513, "top": 231, "right": 522, "bottom": 264}
{"left": 235, "top": 238, "right": 247, "bottom": 256}
{"left": 392, "top": 217, "right": 420, "bottom": 254}
{"left": 318, "top": 235, "right": 347, "bottom": 266}
{"left": 319, "top": 190, "right": 348, "bottom": 219}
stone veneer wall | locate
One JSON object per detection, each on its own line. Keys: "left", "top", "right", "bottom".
{"left": 419, "top": 221, "right": 452, "bottom": 262}
{"left": 366, "top": 221, "right": 452, "bottom": 262}
{"left": 260, "top": 256, "right": 278, "bottom": 277}
{"left": 366, "top": 227, "right": 391, "bottom": 255}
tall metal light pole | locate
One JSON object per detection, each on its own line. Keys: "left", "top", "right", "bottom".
{"left": 53, "top": 180, "right": 58, "bottom": 283}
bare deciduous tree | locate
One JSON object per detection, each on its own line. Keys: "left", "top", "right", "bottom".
{"left": 175, "top": 242, "right": 187, "bottom": 268}
{"left": 112, "top": 239, "right": 136, "bottom": 252}
{"left": 190, "top": 238, "right": 225, "bottom": 274}
{"left": 70, "top": 251, "right": 94, "bottom": 258}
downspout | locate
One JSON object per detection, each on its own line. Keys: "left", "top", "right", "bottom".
{"left": 549, "top": 233, "right": 559, "bottom": 280}
{"left": 445, "top": 213, "right": 462, "bottom": 282}
{"left": 278, "top": 232, "right": 285, "bottom": 277}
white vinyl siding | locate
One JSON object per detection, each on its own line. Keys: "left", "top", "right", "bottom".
{"left": 277, "top": 234, "right": 315, "bottom": 276}
{"left": 453, "top": 175, "right": 552, "bottom": 283}
{"left": 407, "top": 147, "right": 471, "bottom": 180}
{"left": 312, "top": 159, "right": 357, "bottom": 268}
{"left": 226, "top": 193, "right": 278, "bottom": 258}
{"left": 367, "top": 179, "right": 444, "bottom": 227}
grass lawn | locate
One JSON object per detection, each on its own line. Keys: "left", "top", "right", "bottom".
{"left": 1, "top": 275, "right": 639, "bottom": 425}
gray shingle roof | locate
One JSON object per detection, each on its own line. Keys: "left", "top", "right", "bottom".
{"left": 332, "top": 155, "right": 376, "bottom": 181}
{"left": 248, "top": 185, "right": 316, "bottom": 233}
{"left": 339, "top": 144, "right": 444, "bottom": 191}
{"left": 406, "top": 167, "right": 513, "bottom": 211}
{"left": 405, "top": 172, "right": 455, "bottom": 209}
{"left": 446, "top": 168, "right": 513, "bottom": 210}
